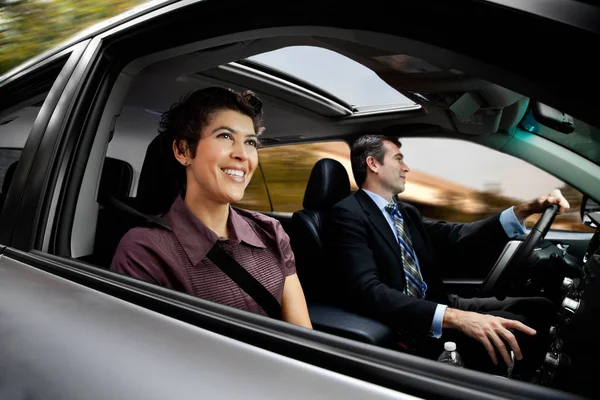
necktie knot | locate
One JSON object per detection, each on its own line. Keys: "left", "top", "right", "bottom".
{"left": 385, "top": 202, "right": 399, "bottom": 216}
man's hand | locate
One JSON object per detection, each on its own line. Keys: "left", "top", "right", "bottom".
{"left": 514, "top": 188, "right": 570, "bottom": 221}
{"left": 443, "top": 308, "right": 536, "bottom": 366}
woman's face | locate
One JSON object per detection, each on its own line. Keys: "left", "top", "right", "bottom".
{"left": 180, "top": 109, "right": 259, "bottom": 204}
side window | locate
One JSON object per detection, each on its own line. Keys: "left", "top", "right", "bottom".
{"left": 0, "top": 101, "right": 46, "bottom": 213}
{"left": 398, "top": 138, "right": 592, "bottom": 232}
{"left": 0, "top": 149, "right": 22, "bottom": 189}
{"left": 0, "top": 55, "right": 68, "bottom": 219}
{"left": 235, "top": 141, "right": 353, "bottom": 213}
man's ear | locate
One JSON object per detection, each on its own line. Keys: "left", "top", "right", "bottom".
{"left": 366, "top": 156, "right": 379, "bottom": 174}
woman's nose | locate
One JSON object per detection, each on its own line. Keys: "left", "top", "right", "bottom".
{"left": 231, "top": 141, "right": 248, "bottom": 161}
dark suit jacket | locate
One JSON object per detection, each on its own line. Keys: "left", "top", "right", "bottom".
{"left": 325, "top": 189, "right": 509, "bottom": 336}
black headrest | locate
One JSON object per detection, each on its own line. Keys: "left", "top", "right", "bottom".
{"left": 2, "top": 160, "right": 18, "bottom": 194}
{"left": 303, "top": 158, "right": 350, "bottom": 210}
{"left": 136, "top": 134, "right": 184, "bottom": 215}
{"left": 99, "top": 157, "right": 133, "bottom": 200}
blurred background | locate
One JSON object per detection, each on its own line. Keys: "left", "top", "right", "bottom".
{"left": 239, "top": 139, "right": 592, "bottom": 232}
{"left": 0, "top": 0, "right": 146, "bottom": 75}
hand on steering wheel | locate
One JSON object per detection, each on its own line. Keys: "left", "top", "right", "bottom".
{"left": 480, "top": 204, "right": 560, "bottom": 299}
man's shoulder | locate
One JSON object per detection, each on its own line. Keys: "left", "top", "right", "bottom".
{"left": 332, "top": 192, "right": 360, "bottom": 210}
{"left": 397, "top": 200, "right": 420, "bottom": 215}
{"left": 330, "top": 193, "right": 370, "bottom": 226}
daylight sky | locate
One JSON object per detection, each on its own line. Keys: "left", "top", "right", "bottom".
{"left": 250, "top": 46, "right": 564, "bottom": 200}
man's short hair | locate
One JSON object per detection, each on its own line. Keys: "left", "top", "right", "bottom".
{"left": 351, "top": 135, "right": 402, "bottom": 187}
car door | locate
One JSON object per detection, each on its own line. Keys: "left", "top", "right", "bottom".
{"left": 0, "top": 1, "right": 595, "bottom": 399}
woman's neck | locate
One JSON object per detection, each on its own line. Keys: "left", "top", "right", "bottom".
{"left": 184, "top": 191, "right": 230, "bottom": 238}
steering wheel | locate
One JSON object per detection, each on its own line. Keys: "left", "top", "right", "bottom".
{"left": 479, "top": 204, "right": 560, "bottom": 299}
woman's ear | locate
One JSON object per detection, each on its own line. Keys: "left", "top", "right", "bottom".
{"left": 172, "top": 139, "right": 189, "bottom": 166}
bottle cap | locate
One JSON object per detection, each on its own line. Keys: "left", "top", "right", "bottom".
{"left": 444, "top": 342, "right": 456, "bottom": 351}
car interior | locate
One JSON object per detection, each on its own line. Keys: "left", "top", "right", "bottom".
{"left": 2, "top": 31, "right": 600, "bottom": 397}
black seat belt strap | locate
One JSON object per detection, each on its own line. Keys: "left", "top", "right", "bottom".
{"left": 205, "top": 244, "right": 281, "bottom": 319}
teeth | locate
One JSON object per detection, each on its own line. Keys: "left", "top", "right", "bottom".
{"left": 223, "top": 168, "right": 245, "bottom": 178}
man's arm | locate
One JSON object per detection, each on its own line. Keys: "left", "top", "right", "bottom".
{"left": 443, "top": 307, "right": 536, "bottom": 367}
{"left": 424, "top": 188, "right": 571, "bottom": 252}
{"left": 327, "top": 204, "right": 439, "bottom": 335}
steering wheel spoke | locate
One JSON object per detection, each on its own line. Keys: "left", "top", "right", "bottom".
{"left": 479, "top": 205, "right": 560, "bottom": 298}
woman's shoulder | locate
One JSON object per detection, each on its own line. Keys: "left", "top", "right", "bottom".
{"left": 117, "top": 224, "right": 175, "bottom": 249}
{"left": 231, "top": 207, "right": 285, "bottom": 236}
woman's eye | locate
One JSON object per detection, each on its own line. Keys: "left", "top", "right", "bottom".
{"left": 217, "top": 133, "right": 233, "bottom": 140}
{"left": 246, "top": 139, "right": 258, "bottom": 148}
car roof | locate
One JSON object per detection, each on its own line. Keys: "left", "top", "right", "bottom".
{"left": 2, "top": 0, "right": 599, "bottom": 86}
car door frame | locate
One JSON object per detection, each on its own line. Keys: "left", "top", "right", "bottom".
{"left": 0, "top": 41, "right": 92, "bottom": 247}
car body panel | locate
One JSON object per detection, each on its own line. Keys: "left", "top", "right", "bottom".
{"left": 0, "top": 254, "right": 421, "bottom": 400}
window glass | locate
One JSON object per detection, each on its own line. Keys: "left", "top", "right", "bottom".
{"left": 0, "top": 103, "right": 47, "bottom": 213}
{"left": 398, "top": 138, "right": 592, "bottom": 232}
{"left": 236, "top": 141, "right": 352, "bottom": 213}
{"left": 0, "top": 149, "right": 21, "bottom": 190}
{"left": 247, "top": 46, "right": 415, "bottom": 111}
{"left": 234, "top": 163, "right": 271, "bottom": 212}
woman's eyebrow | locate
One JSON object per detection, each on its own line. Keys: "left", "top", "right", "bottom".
{"left": 211, "top": 126, "right": 235, "bottom": 134}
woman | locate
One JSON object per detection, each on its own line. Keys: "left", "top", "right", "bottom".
{"left": 110, "top": 87, "right": 312, "bottom": 328}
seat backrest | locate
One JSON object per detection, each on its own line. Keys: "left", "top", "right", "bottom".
{"left": 291, "top": 158, "right": 350, "bottom": 302}
{"left": 90, "top": 157, "right": 136, "bottom": 267}
{"left": 136, "top": 133, "right": 184, "bottom": 215}
{"left": 98, "top": 157, "right": 133, "bottom": 201}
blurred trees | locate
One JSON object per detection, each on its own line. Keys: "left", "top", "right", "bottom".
{"left": 0, "top": 0, "right": 145, "bottom": 74}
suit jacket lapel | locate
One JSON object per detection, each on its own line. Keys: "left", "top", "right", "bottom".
{"left": 355, "top": 190, "right": 403, "bottom": 265}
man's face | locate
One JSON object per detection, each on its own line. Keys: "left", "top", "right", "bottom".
{"left": 373, "top": 140, "right": 411, "bottom": 195}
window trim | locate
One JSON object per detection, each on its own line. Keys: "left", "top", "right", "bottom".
{"left": 0, "top": 42, "right": 90, "bottom": 247}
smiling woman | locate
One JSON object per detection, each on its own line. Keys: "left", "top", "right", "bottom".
{"left": 110, "top": 87, "right": 312, "bottom": 329}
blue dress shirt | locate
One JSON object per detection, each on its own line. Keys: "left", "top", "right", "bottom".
{"left": 362, "top": 189, "right": 525, "bottom": 338}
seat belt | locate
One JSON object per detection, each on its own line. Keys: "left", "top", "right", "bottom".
{"left": 103, "top": 195, "right": 281, "bottom": 319}
{"left": 205, "top": 244, "right": 281, "bottom": 319}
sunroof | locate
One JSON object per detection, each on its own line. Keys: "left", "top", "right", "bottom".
{"left": 247, "top": 46, "right": 416, "bottom": 112}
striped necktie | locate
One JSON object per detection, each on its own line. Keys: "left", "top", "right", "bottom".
{"left": 384, "top": 203, "right": 426, "bottom": 299}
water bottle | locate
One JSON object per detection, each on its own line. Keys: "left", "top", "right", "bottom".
{"left": 437, "top": 341, "right": 464, "bottom": 367}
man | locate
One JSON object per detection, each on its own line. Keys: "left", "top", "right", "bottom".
{"left": 325, "top": 135, "right": 569, "bottom": 378}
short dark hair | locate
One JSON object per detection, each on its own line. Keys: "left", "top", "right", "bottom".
{"left": 351, "top": 135, "right": 401, "bottom": 187}
{"left": 158, "top": 86, "right": 265, "bottom": 157}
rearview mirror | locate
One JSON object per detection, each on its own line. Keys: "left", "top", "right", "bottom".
{"left": 531, "top": 101, "right": 576, "bottom": 134}
{"left": 521, "top": 101, "right": 576, "bottom": 134}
